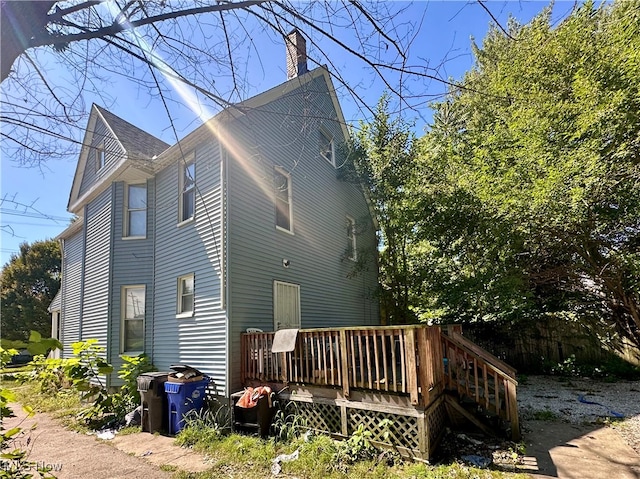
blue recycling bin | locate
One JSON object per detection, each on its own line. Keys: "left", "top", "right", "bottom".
{"left": 165, "top": 377, "right": 209, "bottom": 434}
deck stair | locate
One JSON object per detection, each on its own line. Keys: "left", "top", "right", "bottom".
{"left": 441, "top": 327, "right": 520, "bottom": 440}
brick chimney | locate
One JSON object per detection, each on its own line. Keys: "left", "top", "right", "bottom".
{"left": 286, "top": 29, "right": 308, "bottom": 80}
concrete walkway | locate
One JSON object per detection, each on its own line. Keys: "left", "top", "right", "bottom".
{"left": 3, "top": 404, "right": 210, "bottom": 478}
{"left": 523, "top": 420, "right": 640, "bottom": 479}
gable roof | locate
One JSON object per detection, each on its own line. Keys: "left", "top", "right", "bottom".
{"left": 154, "top": 66, "right": 349, "bottom": 168}
{"left": 67, "top": 67, "right": 349, "bottom": 213}
{"left": 94, "top": 105, "right": 169, "bottom": 160}
{"left": 67, "top": 105, "right": 169, "bottom": 214}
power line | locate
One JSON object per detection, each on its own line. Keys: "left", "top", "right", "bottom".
{"left": 1, "top": 220, "right": 69, "bottom": 228}
{"left": 0, "top": 209, "right": 71, "bottom": 223}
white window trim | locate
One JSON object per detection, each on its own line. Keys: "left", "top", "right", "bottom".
{"left": 346, "top": 215, "right": 357, "bottom": 261}
{"left": 274, "top": 167, "right": 294, "bottom": 234}
{"left": 121, "top": 285, "right": 145, "bottom": 355}
{"left": 177, "top": 273, "right": 195, "bottom": 318}
{"left": 96, "top": 144, "right": 106, "bottom": 171}
{"left": 123, "top": 183, "right": 147, "bottom": 239}
{"left": 178, "top": 154, "right": 196, "bottom": 224}
{"left": 273, "top": 280, "right": 301, "bottom": 331}
{"left": 320, "top": 130, "right": 335, "bottom": 167}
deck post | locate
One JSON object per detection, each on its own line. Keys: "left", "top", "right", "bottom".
{"left": 416, "top": 327, "right": 430, "bottom": 407}
{"left": 506, "top": 379, "right": 520, "bottom": 440}
{"left": 418, "top": 410, "right": 427, "bottom": 458}
{"left": 405, "top": 328, "right": 419, "bottom": 406}
{"left": 339, "top": 329, "right": 350, "bottom": 398}
{"left": 340, "top": 404, "right": 348, "bottom": 436}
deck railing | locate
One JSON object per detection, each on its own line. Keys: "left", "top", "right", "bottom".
{"left": 241, "top": 325, "right": 445, "bottom": 407}
{"left": 441, "top": 331, "right": 519, "bottom": 439}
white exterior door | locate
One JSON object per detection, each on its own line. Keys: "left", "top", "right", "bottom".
{"left": 273, "top": 280, "right": 301, "bottom": 331}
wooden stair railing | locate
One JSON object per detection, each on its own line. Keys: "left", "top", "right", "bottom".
{"left": 441, "top": 331, "right": 520, "bottom": 440}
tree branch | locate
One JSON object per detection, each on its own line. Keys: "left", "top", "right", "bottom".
{"left": 30, "top": 1, "right": 268, "bottom": 48}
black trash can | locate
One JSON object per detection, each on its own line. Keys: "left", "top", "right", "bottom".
{"left": 137, "top": 372, "right": 170, "bottom": 433}
{"left": 231, "top": 390, "right": 277, "bottom": 438}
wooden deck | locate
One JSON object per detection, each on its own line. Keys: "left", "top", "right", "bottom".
{"left": 241, "top": 324, "right": 519, "bottom": 458}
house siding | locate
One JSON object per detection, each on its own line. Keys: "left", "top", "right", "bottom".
{"left": 226, "top": 73, "right": 379, "bottom": 393}
{"left": 79, "top": 118, "right": 126, "bottom": 195}
{"left": 80, "top": 189, "right": 112, "bottom": 359}
{"left": 153, "top": 142, "right": 227, "bottom": 395}
{"left": 110, "top": 179, "right": 155, "bottom": 382}
{"left": 61, "top": 230, "right": 84, "bottom": 359}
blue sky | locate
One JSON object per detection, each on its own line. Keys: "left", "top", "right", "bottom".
{"left": 0, "top": 1, "right": 574, "bottom": 267}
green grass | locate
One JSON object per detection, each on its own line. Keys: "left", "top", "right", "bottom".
{"left": 4, "top": 379, "right": 85, "bottom": 433}
{"left": 170, "top": 429, "right": 528, "bottom": 479}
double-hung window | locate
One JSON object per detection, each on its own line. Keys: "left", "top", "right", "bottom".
{"left": 320, "top": 130, "right": 335, "bottom": 166}
{"left": 177, "top": 274, "right": 195, "bottom": 317}
{"left": 274, "top": 168, "right": 293, "bottom": 233}
{"left": 125, "top": 184, "right": 147, "bottom": 237}
{"left": 180, "top": 157, "right": 195, "bottom": 223}
{"left": 346, "top": 216, "right": 357, "bottom": 261}
{"left": 96, "top": 144, "right": 106, "bottom": 171}
{"left": 122, "top": 286, "right": 145, "bottom": 353}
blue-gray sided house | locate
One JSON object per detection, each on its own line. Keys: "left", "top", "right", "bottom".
{"left": 54, "top": 32, "right": 379, "bottom": 396}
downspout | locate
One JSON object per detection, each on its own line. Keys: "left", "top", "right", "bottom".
{"left": 150, "top": 177, "right": 156, "bottom": 367}
{"left": 59, "top": 238, "right": 66, "bottom": 357}
{"left": 106, "top": 183, "right": 116, "bottom": 388}
{"left": 79, "top": 205, "right": 87, "bottom": 341}
{"left": 220, "top": 134, "right": 231, "bottom": 399}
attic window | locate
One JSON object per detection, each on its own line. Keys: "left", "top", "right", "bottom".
{"left": 275, "top": 168, "right": 293, "bottom": 233}
{"left": 96, "top": 144, "right": 106, "bottom": 171}
{"left": 320, "top": 130, "right": 335, "bottom": 167}
{"left": 179, "top": 156, "right": 195, "bottom": 223}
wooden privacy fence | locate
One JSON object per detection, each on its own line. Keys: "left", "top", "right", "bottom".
{"left": 241, "top": 325, "right": 445, "bottom": 407}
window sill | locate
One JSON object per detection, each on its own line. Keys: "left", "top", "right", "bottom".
{"left": 177, "top": 217, "right": 194, "bottom": 228}
{"left": 321, "top": 154, "right": 336, "bottom": 167}
{"left": 176, "top": 311, "right": 194, "bottom": 319}
{"left": 122, "top": 350, "right": 144, "bottom": 356}
{"left": 276, "top": 226, "right": 294, "bottom": 235}
{"left": 122, "top": 235, "right": 147, "bottom": 241}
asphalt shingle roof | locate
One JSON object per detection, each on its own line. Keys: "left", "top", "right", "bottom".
{"left": 94, "top": 105, "right": 170, "bottom": 160}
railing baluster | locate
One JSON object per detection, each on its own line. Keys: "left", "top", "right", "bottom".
{"left": 340, "top": 329, "right": 349, "bottom": 397}
{"left": 391, "top": 331, "right": 398, "bottom": 392}
{"left": 357, "top": 330, "right": 364, "bottom": 388}
{"left": 399, "top": 330, "right": 406, "bottom": 393}
{"left": 365, "top": 331, "right": 372, "bottom": 389}
{"left": 473, "top": 357, "right": 479, "bottom": 404}
{"left": 373, "top": 329, "right": 380, "bottom": 391}
{"left": 321, "top": 331, "right": 329, "bottom": 384}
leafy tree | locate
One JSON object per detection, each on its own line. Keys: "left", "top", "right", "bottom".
{"left": 341, "top": 95, "right": 420, "bottom": 324}
{"left": 1, "top": 239, "right": 61, "bottom": 340}
{"left": 420, "top": 1, "right": 640, "bottom": 346}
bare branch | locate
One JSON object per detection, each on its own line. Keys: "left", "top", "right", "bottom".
{"left": 30, "top": 1, "right": 268, "bottom": 48}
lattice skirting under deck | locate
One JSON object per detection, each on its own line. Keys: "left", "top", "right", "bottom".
{"left": 282, "top": 395, "right": 447, "bottom": 459}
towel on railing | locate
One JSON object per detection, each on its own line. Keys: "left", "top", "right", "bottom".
{"left": 236, "top": 386, "right": 272, "bottom": 408}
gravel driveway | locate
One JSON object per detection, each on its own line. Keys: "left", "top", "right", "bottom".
{"left": 517, "top": 375, "right": 640, "bottom": 454}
